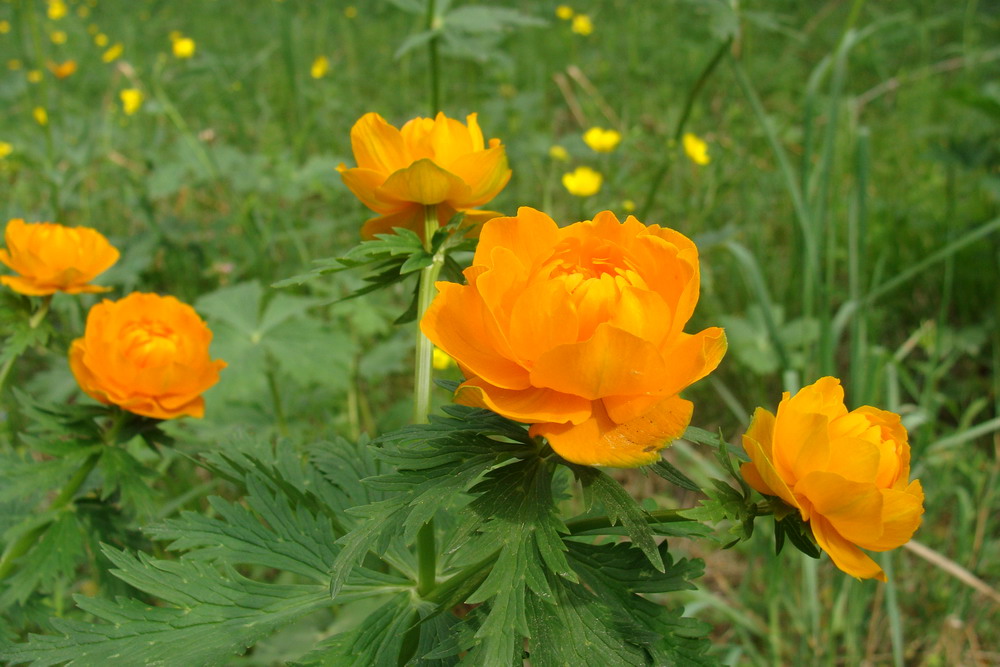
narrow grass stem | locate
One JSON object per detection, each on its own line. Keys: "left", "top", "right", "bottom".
{"left": 426, "top": 0, "right": 440, "bottom": 115}
{"left": 0, "top": 295, "right": 52, "bottom": 395}
{"left": 638, "top": 38, "right": 731, "bottom": 220}
{"left": 565, "top": 508, "right": 690, "bottom": 535}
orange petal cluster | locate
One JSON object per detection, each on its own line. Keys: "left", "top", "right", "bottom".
{"left": 337, "top": 112, "right": 511, "bottom": 239}
{"left": 69, "top": 293, "right": 226, "bottom": 420}
{"left": 421, "top": 207, "right": 726, "bottom": 467}
{"left": 0, "top": 219, "right": 119, "bottom": 296}
{"left": 741, "top": 377, "right": 925, "bottom": 580}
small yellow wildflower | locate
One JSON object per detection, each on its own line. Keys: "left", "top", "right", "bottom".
{"left": 94, "top": 33, "right": 108, "bottom": 47}
{"left": 571, "top": 14, "right": 593, "bottom": 36}
{"left": 561, "top": 166, "right": 602, "bottom": 197}
{"left": 47, "top": 0, "right": 68, "bottom": 20}
{"left": 120, "top": 88, "right": 143, "bottom": 115}
{"left": 8, "top": 59, "right": 23, "bottom": 71}
{"left": 50, "top": 30, "right": 68, "bottom": 45}
{"left": 310, "top": 55, "right": 329, "bottom": 79}
{"left": 27, "top": 69, "right": 43, "bottom": 83}
{"left": 48, "top": 59, "right": 77, "bottom": 79}
{"left": 682, "top": 132, "right": 710, "bottom": 165}
{"left": 555, "top": 5, "right": 574, "bottom": 20}
{"left": 432, "top": 347, "right": 455, "bottom": 371}
{"left": 172, "top": 36, "right": 196, "bottom": 59}
{"left": 102, "top": 43, "right": 123, "bottom": 63}
{"left": 344, "top": 5, "right": 358, "bottom": 18}
{"left": 0, "top": 20, "right": 10, "bottom": 34}
{"left": 548, "top": 145, "right": 570, "bottom": 162}
{"left": 622, "top": 199, "right": 636, "bottom": 213}
{"left": 33, "top": 107, "right": 49, "bottom": 127}
{"left": 582, "top": 127, "right": 621, "bottom": 153}
{"left": 87, "top": 24, "right": 99, "bottom": 35}
{"left": 0, "top": 142, "right": 13, "bottom": 159}
{"left": 77, "top": 5, "right": 91, "bottom": 18}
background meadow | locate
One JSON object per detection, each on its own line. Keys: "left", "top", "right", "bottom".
{"left": 1, "top": 0, "right": 998, "bottom": 664}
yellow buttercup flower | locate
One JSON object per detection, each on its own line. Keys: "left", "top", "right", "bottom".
{"left": 561, "top": 166, "right": 602, "bottom": 197}
{"left": 69, "top": 292, "right": 226, "bottom": 420}
{"left": 172, "top": 36, "right": 195, "bottom": 58}
{"left": 94, "top": 33, "right": 108, "bottom": 47}
{"left": 344, "top": 5, "right": 358, "bottom": 18}
{"left": 422, "top": 208, "right": 726, "bottom": 467}
{"left": 47, "top": 0, "right": 68, "bottom": 20}
{"left": 682, "top": 132, "right": 710, "bottom": 165}
{"left": 102, "top": 43, "right": 123, "bottom": 63}
{"left": 555, "top": 5, "right": 574, "bottom": 20}
{"left": 741, "top": 377, "right": 924, "bottom": 581}
{"left": 582, "top": 127, "right": 621, "bottom": 153}
{"left": 622, "top": 199, "right": 636, "bottom": 213}
{"left": 0, "top": 20, "right": 10, "bottom": 34}
{"left": 33, "top": 107, "right": 49, "bottom": 126}
{"left": 27, "top": 69, "right": 43, "bottom": 83}
{"left": 310, "top": 55, "right": 329, "bottom": 79}
{"left": 571, "top": 14, "right": 593, "bottom": 36}
{"left": 120, "top": 88, "right": 143, "bottom": 115}
{"left": 548, "top": 144, "right": 569, "bottom": 162}
{"left": 50, "top": 30, "right": 68, "bottom": 45}
{"left": 0, "top": 142, "right": 12, "bottom": 159}
{"left": 0, "top": 219, "right": 119, "bottom": 295}
{"left": 337, "top": 111, "right": 511, "bottom": 239}
{"left": 432, "top": 347, "right": 455, "bottom": 371}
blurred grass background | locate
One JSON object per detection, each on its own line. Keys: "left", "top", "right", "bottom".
{"left": 1, "top": 0, "right": 998, "bottom": 663}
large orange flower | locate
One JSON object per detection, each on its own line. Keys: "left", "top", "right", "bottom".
{"left": 337, "top": 111, "right": 511, "bottom": 239}
{"left": 0, "top": 219, "right": 119, "bottom": 296}
{"left": 741, "top": 377, "right": 925, "bottom": 580}
{"left": 69, "top": 293, "right": 226, "bottom": 420}
{"left": 421, "top": 207, "right": 726, "bottom": 467}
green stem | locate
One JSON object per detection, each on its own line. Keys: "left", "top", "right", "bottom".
{"left": 416, "top": 522, "right": 436, "bottom": 596}
{"left": 638, "top": 37, "right": 731, "bottom": 220}
{"left": 0, "top": 451, "right": 100, "bottom": 579}
{"left": 412, "top": 206, "right": 443, "bottom": 425}
{"left": 426, "top": 0, "right": 440, "bottom": 115}
{"left": 565, "top": 508, "right": 691, "bottom": 535}
{"left": 0, "top": 295, "right": 52, "bottom": 394}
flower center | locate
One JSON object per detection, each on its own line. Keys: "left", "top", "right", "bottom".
{"left": 122, "top": 319, "right": 179, "bottom": 367}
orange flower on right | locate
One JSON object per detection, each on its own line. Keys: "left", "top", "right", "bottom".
{"left": 741, "top": 377, "right": 925, "bottom": 581}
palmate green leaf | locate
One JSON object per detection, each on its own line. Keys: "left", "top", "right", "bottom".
{"left": 650, "top": 459, "right": 701, "bottom": 492}
{"left": 0, "top": 513, "right": 86, "bottom": 608}
{"left": 0, "top": 319, "right": 50, "bottom": 369}
{"left": 569, "top": 465, "right": 664, "bottom": 572}
{"left": 0, "top": 547, "right": 330, "bottom": 667}
{"left": 292, "top": 593, "right": 416, "bottom": 667}
{"left": 97, "top": 447, "right": 157, "bottom": 518}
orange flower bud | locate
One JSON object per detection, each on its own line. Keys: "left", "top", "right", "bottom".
{"left": 421, "top": 207, "right": 726, "bottom": 467}
{"left": 0, "top": 219, "right": 119, "bottom": 296}
{"left": 337, "top": 111, "right": 511, "bottom": 239}
{"left": 69, "top": 293, "right": 226, "bottom": 420}
{"left": 741, "top": 377, "right": 925, "bottom": 581}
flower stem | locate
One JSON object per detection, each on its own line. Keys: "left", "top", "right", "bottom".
{"left": 565, "top": 508, "right": 691, "bottom": 535}
{"left": 412, "top": 206, "right": 443, "bottom": 426}
{"left": 425, "top": 0, "right": 440, "bottom": 115}
{"left": 0, "top": 295, "right": 52, "bottom": 395}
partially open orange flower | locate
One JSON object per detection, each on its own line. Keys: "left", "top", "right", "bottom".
{"left": 70, "top": 293, "right": 226, "bottom": 420}
{"left": 421, "top": 207, "right": 726, "bottom": 467}
{"left": 337, "top": 111, "right": 511, "bottom": 239}
{"left": 0, "top": 219, "right": 119, "bottom": 296}
{"left": 741, "top": 377, "right": 925, "bottom": 581}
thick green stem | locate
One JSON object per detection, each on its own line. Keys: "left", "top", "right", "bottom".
{"left": 0, "top": 451, "right": 100, "bottom": 579}
{"left": 416, "top": 522, "right": 437, "bottom": 596}
{"left": 412, "top": 206, "right": 443, "bottom": 426}
{"left": 565, "top": 508, "right": 691, "bottom": 535}
{"left": 0, "top": 295, "right": 52, "bottom": 394}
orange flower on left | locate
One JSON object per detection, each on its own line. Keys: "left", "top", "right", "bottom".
{"left": 0, "top": 219, "right": 119, "bottom": 296}
{"left": 337, "top": 112, "right": 511, "bottom": 239}
{"left": 70, "top": 293, "right": 226, "bottom": 419}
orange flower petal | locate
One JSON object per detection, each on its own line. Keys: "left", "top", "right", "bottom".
{"left": 446, "top": 145, "right": 511, "bottom": 206}
{"left": 796, "top": 471, "right": 883, "bottom": 545}
{"left": 349, "top": 112, "right": 412, "bottom": 174}
{"left": 455, "top": 376, "right": 591, "bottom": 426}
{"left": 378, "top": 158, "right": 470, "bottom": 206}
{"left": 856, "top": 481, "right": 924, "bottom": 551}
{"left": 533, "top": 395, "right": 692, "bottom": 467}
{"left": 810, "top": 514, "right": 886, "bottom": 581}
{"left": 741, "top": 408, "right": 798, "bottom": 509}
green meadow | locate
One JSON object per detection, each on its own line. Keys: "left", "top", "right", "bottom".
{"left": 1, "top": 0, "right": 998, "bottom": 664}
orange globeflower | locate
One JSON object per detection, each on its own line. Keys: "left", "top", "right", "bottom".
{"left": 0, "top": 219, "right": 119, "bottom": 296}
{"left": 69, "top": 293, "right": 226, "bottom": 420}
{"left": 337, "top": 111, "right": 511, "bottom": 239}
{"left": 421, "top": 207, "right": 726, "bottom": 467}
{"left": 740, "top": 377, "right": 924, "bottom": 581}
